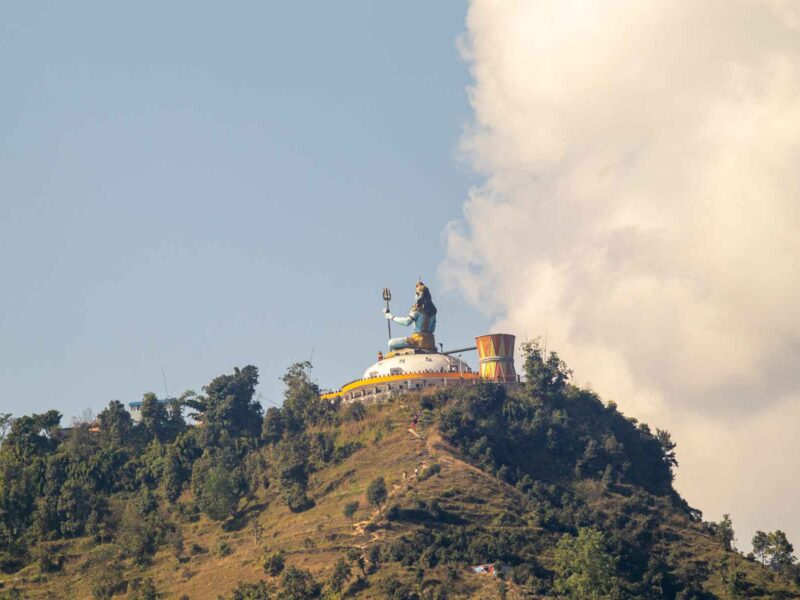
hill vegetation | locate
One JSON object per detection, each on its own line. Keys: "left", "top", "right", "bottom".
{"left": 0, "top": 342, "right": 798, "bottom": 599}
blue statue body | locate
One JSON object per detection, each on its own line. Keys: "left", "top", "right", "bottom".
{"left": 383, "top": 282, "right": 437, "bottom": 352}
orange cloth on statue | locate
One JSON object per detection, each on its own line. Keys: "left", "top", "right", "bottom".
{"left": 406, "top": 332, "right": 436, "bottom": 351}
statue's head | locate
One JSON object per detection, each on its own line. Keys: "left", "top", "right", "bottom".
{"left": 413, "top": 281, "right": 437, "bottom": 316}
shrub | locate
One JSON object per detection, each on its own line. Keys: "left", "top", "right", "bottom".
{"left": 166, "top": 528, "right": 184, "bottom": 560}
{"left": 334, "top": 441, "right": 363, "bottom": 462}
{"left": 379, "top": 577, "right": 415, "bottom": 600}
{"left": 229, "top": 580, "right": 271, "bottom": 600}
{"left": 277, "top": 566, "right": 321, "bottom": 599}
{"left": 34, "top": 544, "right": 62, "bottom": 573}
{"left": 91, "top": 567, "right": 126, "bottom": 599}
{"left": 129, "top": 578, "right": 159, "bottom": 600}
{"left": 328, "top": 558, "right": 352, "bottom": 595}
{"left": 282, "top": 483, "right": 314, "bottom": 513}
{"left": 263, "top": 550, "right": 286, "bottom": 577}
{"left": 195, "top": 463, "right": 241, "bottom": 521}
{"left": 418, "top": 463, "right": 441, "bottom": 481}
{"left": 367, "top": 477, "right": 387, "bottom": 511}
{"left": 189, "top": 542, "right": 207, "bottom": 555}
{"left": 553, "top": 528, "right": 620, "bottom": 599}
{"left": 344, "top": 401, "right": 366, "bottom": 422}
{"left": 343, "top": 500, "right": 360, "bottom": 521}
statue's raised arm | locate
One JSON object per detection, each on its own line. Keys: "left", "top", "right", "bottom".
{"left": 382, "top": 281, "right": 437, "bottom": 352}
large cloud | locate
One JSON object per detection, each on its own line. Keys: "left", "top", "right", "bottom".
{"left": 443, "top": 0, "right": 800, "bottom": 548}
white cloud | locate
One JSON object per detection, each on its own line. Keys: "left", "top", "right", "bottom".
{"left": 444, "top": 0, "right": 800, "bottom": 549}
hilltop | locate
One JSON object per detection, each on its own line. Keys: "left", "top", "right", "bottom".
{"left": 0, "top": 345, "right": 798, "bottom": 599}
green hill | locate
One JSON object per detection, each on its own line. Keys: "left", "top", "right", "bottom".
{"left": 0, "top": 345, "right": 798, "bottom": 599}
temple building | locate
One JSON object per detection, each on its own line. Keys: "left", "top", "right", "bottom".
{"left": 321, "top": 281, "right": 517, "bottom": 403}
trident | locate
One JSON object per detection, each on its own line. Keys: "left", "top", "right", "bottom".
{"left": 382, "top": 287, "right": 392, "bottom": 339}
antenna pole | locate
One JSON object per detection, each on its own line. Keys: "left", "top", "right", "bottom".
{"left": 161, "top": 367, "right": 169, "bottom": 399}
{"left": 382, "top": 287, "right": 392, "bottom": 339}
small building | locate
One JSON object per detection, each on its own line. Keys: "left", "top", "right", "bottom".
{"left": 127, "top": 398, "right": 171, "bottom": 423}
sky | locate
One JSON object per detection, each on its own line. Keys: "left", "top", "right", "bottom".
{"left": 3, "top": 0, "right": 799, "bottom": 553}
{"left": 0, "top": 0, "right": 488, "bottom": 414}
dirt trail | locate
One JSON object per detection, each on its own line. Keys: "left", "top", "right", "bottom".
{"left": 407, "top": 427, "right": 422, "bottom": 439}
{"left": 350, "top": 428, "right": 431, "bottom": 546}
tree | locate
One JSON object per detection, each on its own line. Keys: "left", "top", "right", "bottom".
{"left": 553, "top": 528, "right": 621, "bottom": 600}
{"left": 116, "top": 490, "right": 167, "bottom": 566}
{"left": 522, "top": 339, "right": 572, "bottom": 399}
{"left": 3, "top": 410, "right": 61, "bottom": 460}
{"left": 367, "top": 477, "right": 387, "bottom": 514}
{"left": 343, "top": 500, "right": 359, "bottom": 522}
{"left": 274, "top": 437, "right": 313, "bottom": 512}
{"left": 346, "top": 548, "right": 366, "bottom": 577}
{"left": 328, "top": 558, "right": 352, "bottom": 596}
{"left": 159, "top": 446, "right": 186, "bottom": 503}
{"left": 55, "top": 478, "right": 93, "bottom": 536}
{"left": 261, "top": 407, "right": 284, "bottom": 445}
{"left": 716, "top": 514, "right": 735, "bottom": 552}
{"left": 192, "top": 456, "right": 242, "bottom": 521}
{"left": 91, "top": 566, "right": 126, "bottom": 599}
{"left": 229, "top": 580, "right": 271, "bottom": 600}
{"left": 0, "top": 413, "right": 13, "bottom": 444}
{"left": 277, "top": 566, "right": 321, "bottom": 600}
{"left": 752, "top": 531, "right": 769, "bottom": 565}
{"left": 130, "top": 578, "right": 159, "bottom": 600}
{"left": 97, "top": 400, "right": 134, "bottom": 446}
{"left": 766, "top": 530, "right": 796, "bottom": 575}
{"left": 367, "top": 545, "right": 380, "bottom": 571}
{"left": 263, "top": 551, "right": 286, "bottom": 577}
{"left": 281, "top": 362, "right": 329, "bottom": 431}
{"left": 182, "top": 366, "right": 262, "bottom": 441}
{"left": 719, "top": 554, "right": 745, "bottom": 600}
{"left": 140, "top": 393, "right": 170, "bottom": 443}
{"left": 344, "top": 401, "right": 365, "bottom": 422}
{"left": 654, "top": 428, "right": 678, "bottom": 476}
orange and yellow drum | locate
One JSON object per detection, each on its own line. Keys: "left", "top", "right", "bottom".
{"left": 475, "top": 334, "right": 517, "bottom": 383}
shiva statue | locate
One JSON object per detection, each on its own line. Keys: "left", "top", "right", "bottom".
{"left": 383, "top": 281, "right": 437, "bottom": 352}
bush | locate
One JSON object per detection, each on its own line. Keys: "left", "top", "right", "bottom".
{"left": 129, "top": 578, "right": 159, "bottom": 600}
{"left": 263, "top": 550, "right": 286, "bottom": 577}
{"left": 344, "top": 401, "right": 366, "bottom": 422}
{"left": 34, "top": 544, "right": 62, "bottom": 573}
{"left": 367, "top": 477, "right": 387, "bottom": 511}
{"left": 553, "top": 528, "right": 620, "bottom": 599}
{"left": 195, "top": 462, "right": 241, "bottom": 521}
{"left": 334, "top": 441, "right": 363, "bottom": 462}
{"left": 229, "top": 580, "right": 271, "bottom": 600}
{"left": 282, "top": 483, "right": 314, "bottom": 513}
{"left": 277, "top": 566, "right": 321, "bottom": 599}
{"left": 217, "top": 541, "right": 232, "bottom": 557}
{"left": 91, "top": 567, "right": 126, "bottom": 599}
{"left": 343, "top": 500, "right": 360, "bottom": 521}
{"left": 190, "top": 542, "right": 207, "bottom": 555}
{"left": 328, "top": 558, "right": 352, "bottom": 595}
{"left": 379, "top": 577, "right": 416, "bottom": 600}
{"left": 417, "top": 463, "right": 441, "bottom": 481}
{"left": 115, "top": 491, "right": 173, "bottom": 566}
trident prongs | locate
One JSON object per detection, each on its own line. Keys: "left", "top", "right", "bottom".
{"left": 383, "top": 287, "right": 392, "bottom": 338}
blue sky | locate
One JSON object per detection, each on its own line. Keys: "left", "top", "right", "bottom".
{"left": 1, "top": 1, "right": 490, "bottom": 418}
